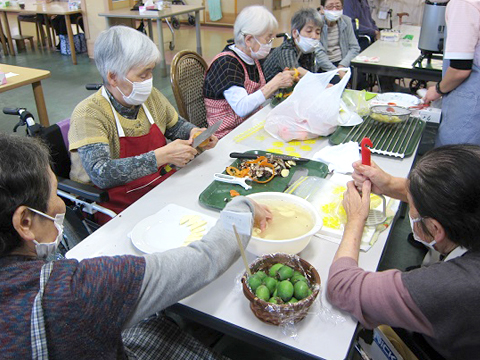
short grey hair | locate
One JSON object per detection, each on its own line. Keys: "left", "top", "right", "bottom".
{"left": 234, "top": 6, "right": 278, "bottom": 47}
{"left": 0, "top": 133, "right": 52, "bottom": 255}
{"left": 94, "top": 26, "right": 160, "bottom": 83}
{"left": 291, "top": 8, "right": 323, "bottom": 35}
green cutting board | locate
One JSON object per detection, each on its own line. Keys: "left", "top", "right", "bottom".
{"left": 198, "top": 150, "right": 329, "bottom": 211}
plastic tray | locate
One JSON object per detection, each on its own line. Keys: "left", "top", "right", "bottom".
{"left": 198, "top": 150, "right": 329, "bottom": 210}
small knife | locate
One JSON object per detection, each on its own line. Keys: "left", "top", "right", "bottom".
{"left": 229, "top": 152, "right": 310, "bottom": 163}
{"left": 192, "top": 120, "right": 223, "bottom": 149}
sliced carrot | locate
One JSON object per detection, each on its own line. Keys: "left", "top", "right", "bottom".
{"left": 230, "top": 190, "right": 240, "bottom": 197}
{"left": 226, "top": 166, "right": 240, "bottom": 176}
{"left": 246, "top": 156, "right": 267, "bottom": 165}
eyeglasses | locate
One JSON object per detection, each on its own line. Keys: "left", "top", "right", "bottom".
{"left": 325, "top": 4, "right": 343, "bottom": 10}
{"left": 242, "top": 32, "right": 275, "bottom": 45}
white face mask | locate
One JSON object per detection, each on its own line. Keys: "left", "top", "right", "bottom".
{"left": 28, "top": 208, "right": 65, "bottom": 260}
{"left": 409, "top": 215, "right": 437, "bottom": 250}
{"left": 117, "top": 77, "right": 153, "bottom": 106}
{"left": 250, "top": 37, "right": 272, "bottom": 60}
{"left": 324, "top": 10, "right": 343, "bottom": 22}
{"left": 295, "top": 32, "right": 319, "bottom": 54}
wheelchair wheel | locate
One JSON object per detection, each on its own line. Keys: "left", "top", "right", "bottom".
{"left": 188, "top": 15, "right": 195, "bottom": 26}
{"left": 171, "top": 16, "right": 180, "bottom": 29}
{"left": 409, "top": 79, "right": 427, "bottom": 94}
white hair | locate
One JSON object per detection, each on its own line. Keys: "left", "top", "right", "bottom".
{"left": 94, "top": 26, "right": 160, "bottom": 82}
{"left": 234, "top": 6, "right": 278, "bottom": 47}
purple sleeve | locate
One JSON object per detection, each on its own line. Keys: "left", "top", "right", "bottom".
{"left": 68, "top": 256, "right": 145, "bottom": 329}
{"left": 327, "top": 257, "right": 434, "bottom": 337}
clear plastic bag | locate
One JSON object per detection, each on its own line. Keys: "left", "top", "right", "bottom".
{"left": 342, "top": 89, "right": 370, "bottom": 117}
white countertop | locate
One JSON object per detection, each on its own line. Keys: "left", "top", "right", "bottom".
{"left": 352, "top": 25, "right": 441, "bottom": 71}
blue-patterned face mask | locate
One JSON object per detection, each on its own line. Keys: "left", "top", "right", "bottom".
{"left": 28, "top": 208, "right": 65, "bottom": 259}
{"left": 409, "top": 215, "right": 436, "bottom": 250}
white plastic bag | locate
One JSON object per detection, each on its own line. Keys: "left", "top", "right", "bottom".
{"left": 265, "top": 68, "right": 360, "bottom": 142}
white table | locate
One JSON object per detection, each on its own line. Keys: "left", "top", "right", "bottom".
{"left": 351, "top": 25, "right": 442, "bottom": 89}
{"left": 66, "top": 105, "right": 417, "bottom": 360}
{"left": 98, "top": 5, "right": 204, "bottom": 77}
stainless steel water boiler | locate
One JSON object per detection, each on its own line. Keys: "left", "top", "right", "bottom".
{"left": 418, "top": 0, "right": 449, "bottom": 55}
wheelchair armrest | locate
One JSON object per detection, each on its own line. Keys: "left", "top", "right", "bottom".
{"left": 358, "top": 34, "right": 372, "bottom": 45}
{"left": 57, "top": 177, "right": 109, "bottom": 203}
{"left": 276, "top": 32, "right": 290, "bottom": 41}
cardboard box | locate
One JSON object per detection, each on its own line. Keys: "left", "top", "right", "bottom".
{"left": 369, "top": 328, "right": 405, "bottom": 360}
{"left": 418, "top": 108, "right": 441, "bottom": 124}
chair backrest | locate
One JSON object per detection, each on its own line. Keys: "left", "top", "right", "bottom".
{"left": 170, "top": 50, "right": 208, "bottom": 128}
{"left": 40, "top": 119, "right": 71, "bottom": 179}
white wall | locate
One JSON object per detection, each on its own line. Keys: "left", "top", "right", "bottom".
{"left": 368, "top": 0, "right": 426, "bottom": 29}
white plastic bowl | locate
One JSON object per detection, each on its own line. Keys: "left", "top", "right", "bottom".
{"left": 246, "top": 192, "right": 322, "bottom": 256}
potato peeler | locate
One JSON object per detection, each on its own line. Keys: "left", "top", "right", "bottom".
{"left": 361, "top": 137, "right": 387, "bottom": 226}
{"left": 213, "top": 173, "right": 252, "bottom": 190}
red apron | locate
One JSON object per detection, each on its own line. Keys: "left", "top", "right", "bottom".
{"left": 96, "top": 88, "right": 176, "bottom": 224}
{"left": 204, "top": 51, "right": 266, "bottom": 139}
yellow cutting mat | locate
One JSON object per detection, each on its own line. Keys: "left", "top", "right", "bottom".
{"left": 233, "top": 120, "right": 324, "bottom": 158}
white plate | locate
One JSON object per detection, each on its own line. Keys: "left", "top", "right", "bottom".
{"left": 130, "top": 204, "right": 217, "bottom": 254}
{"left": 371, "top": 92, "right": 421, "bottom": 108}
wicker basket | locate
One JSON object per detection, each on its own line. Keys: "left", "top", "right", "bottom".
{"left": 241, "top": 253, "right": 321, "bottom": 326}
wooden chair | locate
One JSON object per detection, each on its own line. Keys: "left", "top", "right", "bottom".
{"left": 170, "top": 50, "right": 208, "bottom": 128}
{"left": 17, "top": 13, "right": 46, "bottom": 48}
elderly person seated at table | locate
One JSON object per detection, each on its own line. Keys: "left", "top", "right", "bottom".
{"left": 316, "top": 0, "right": 360, "bottom": 84}
{"left": 203, "top": 5, "right": 296, "bottom": 139}
{"left": 68, "top": 26, "right": 217, "bottom": 223}
{"left": 327, "top": 144, "right": 480, "bottom": 359}
{"left": 0, "top": 133, "right": 271, "bottom": 359}
{"left": 263, "top": 8, "right": 323, "bottom": 81}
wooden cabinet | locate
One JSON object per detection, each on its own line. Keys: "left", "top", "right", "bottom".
{"left": 204, "top": 0, "right": 236, "bottom": 26}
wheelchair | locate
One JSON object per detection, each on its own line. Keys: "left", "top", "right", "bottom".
{"left": 3, "top": 102, "right": 116, "bottom": 253}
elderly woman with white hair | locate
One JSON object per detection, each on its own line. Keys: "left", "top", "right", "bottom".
{"left": 203, "top": 5, "right": 296, "bottom": 139}
{"left": 69, "top": 26, "right": 218, "bottom": 223}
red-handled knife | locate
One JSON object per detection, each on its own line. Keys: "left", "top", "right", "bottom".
{"left": 361, "top": 137, "right": 373, "bottom": 166}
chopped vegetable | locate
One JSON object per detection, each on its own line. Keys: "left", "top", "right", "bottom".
{"left": 230, "top": 190, "right": 240, "bottom": 197}
{"left": 225, "top": 155, "right": 297, "bottom": 185}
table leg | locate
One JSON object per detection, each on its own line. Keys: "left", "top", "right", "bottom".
{"left": 1, "top": 11, "right": 15, "bottom": 56}
{"left": 352, "top": 67, "right": 358, "bottom": 90}
{"left": 157, "top": 18, "right": 167, "bottom": 77}
{"left": 65, "top": 15, "right": 77, "bottom": 65}
{"left": 44, "top": 15, "right": 53, "bottom": 49}
{"left": 195, "top": 10, "right": 202, "bottom": 56}
{"left": 147, "top": 19, "right": 153, "bottom": 41}
{"left": 0, "top": 13, "right": 9, "bottom": 55}
{"left": 32, "top": 81, "right": 50, "bottom": 127}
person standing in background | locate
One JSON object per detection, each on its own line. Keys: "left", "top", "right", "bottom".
{"left": 423, "top": 0, "right": 480, "bottom": 146}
